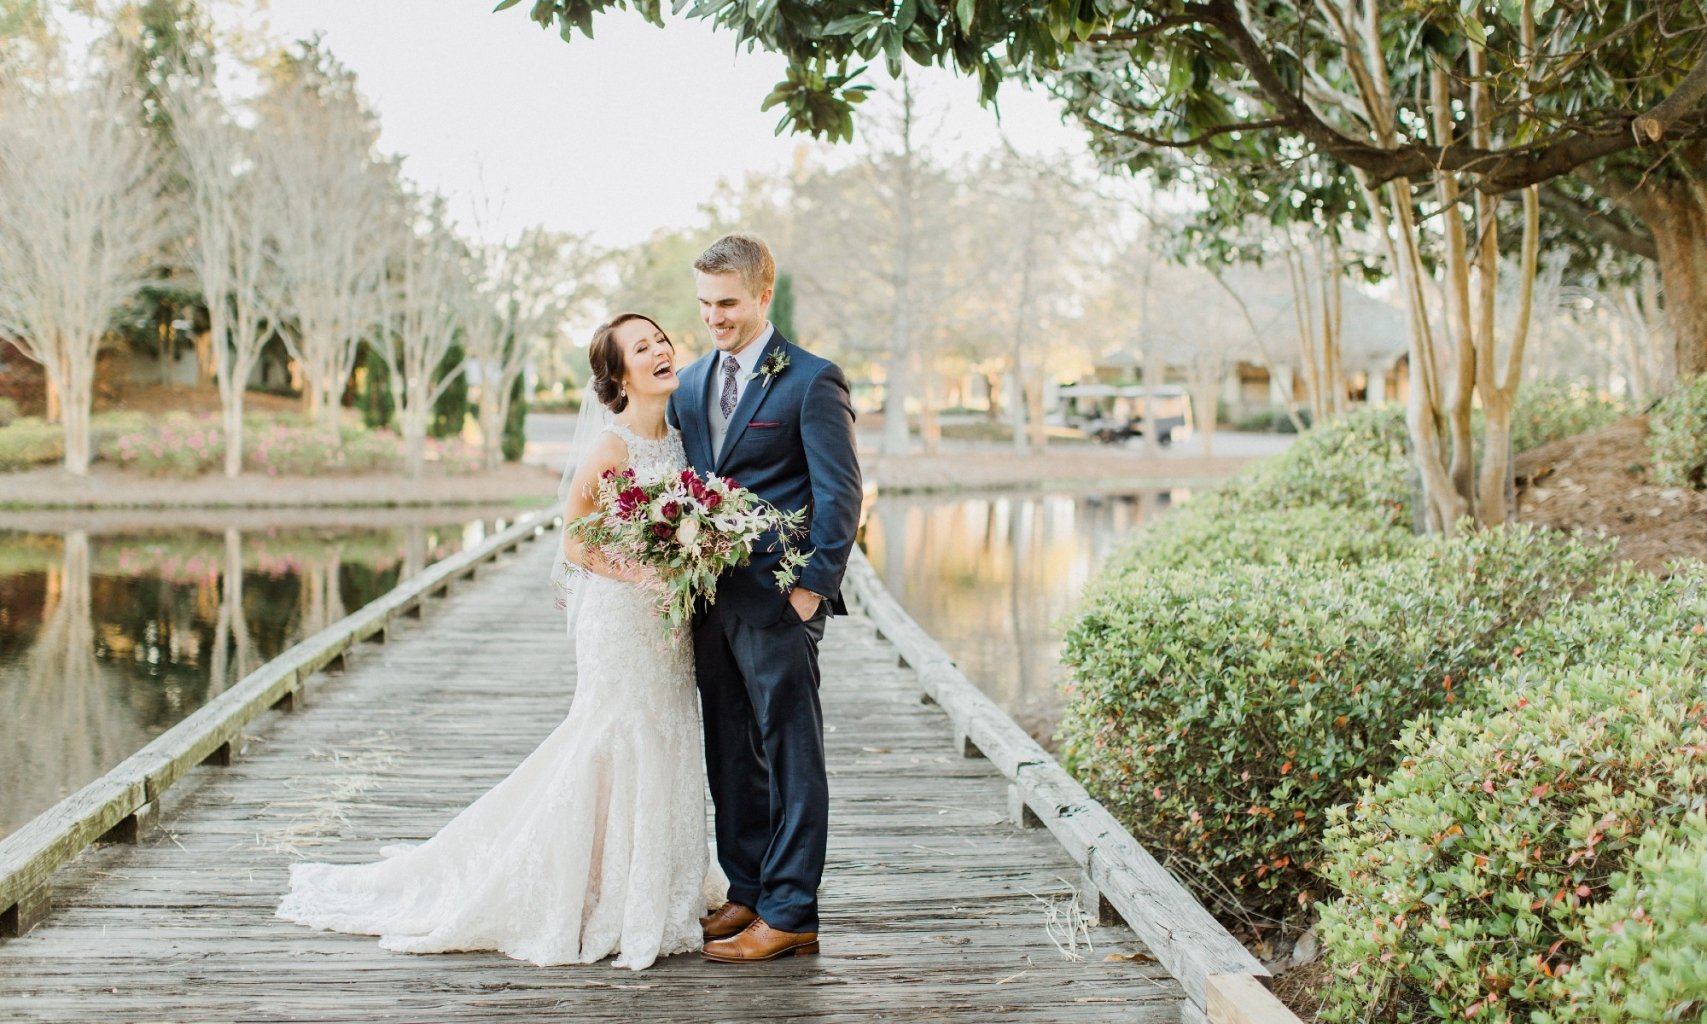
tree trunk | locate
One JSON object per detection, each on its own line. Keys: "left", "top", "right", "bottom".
{"left": 1141, "top": 343, "right": 1163, "bottom": 457}
{"left": 1641, "top": 183, "right": 1707, "bottom": 381}
{"left": 881, "top": 348, "right": 911, "bottom": 457}
{"left": 61, "top": 360, "right": 93, "bottom": 476}
{"left": 1027, "top": 371, "right": 1048, "bottom": 452}
{"left": 222, "top": 396, "right": 243, "bottom": 477}
{"left": 919, "top": 371, "right": 942, "bottom": 454}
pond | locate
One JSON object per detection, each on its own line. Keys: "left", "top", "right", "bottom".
{"left": 0, "top": 508, "right": 527, "bottom": 839}
{"left": 858, "top": 488, "right": 1187, "bottom": 747}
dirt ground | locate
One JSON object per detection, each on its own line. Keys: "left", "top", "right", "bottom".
{"left": 1515, "top": 414, "right": 1707, "bottom": 574}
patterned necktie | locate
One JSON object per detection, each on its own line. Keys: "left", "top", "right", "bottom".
{"left": 719, "top": 354, "right": 740, "bottom": 420}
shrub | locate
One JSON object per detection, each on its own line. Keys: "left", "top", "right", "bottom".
{"left": 0, "top": 416, "right": 63, "bottom": 470}
{"left": 1564, "top": 813, "right": 1707, "bottom": 1023}
{"left": 0, "top": 397, "right": 18, "bottom": 428}
{"left": 1508, "top": 561, "right": 1707, "bottom": 679}
{"left": 338, "top": 426, "right": 404, "bottom": 473}
{"left": 502, "top": 372, "right": 528, "bottom": 462}
{"left": 245, "top": 421, "right": 403, "bottom": 476}
{"left": 1058, "top": 522, "right": 1618, "bottom": 923}
{"left": 100, "top": 415, "right": 225, "bottom": 477}
{"left": 1650, "top": 375, "right": 1707, "bottom": 488}
{"left": 1508, "top": 378, "right": 1629, "bottom": 454}
{"left": 1104, "top": 499, "right": 1418, "bottom": 579}
{"left": 1314, "top": 663, "right": 1707, "bottom": 1024}
{"left": 1221, "top": 405, "right": 1413, "bottom": 524}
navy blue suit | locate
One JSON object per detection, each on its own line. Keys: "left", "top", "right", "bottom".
{"left": 666, "top": 330, "right": 862, "bottom": 934}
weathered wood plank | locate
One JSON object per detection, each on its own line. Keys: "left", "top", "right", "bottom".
{"left": 843, "top": 546, "right": 1268, "bottom": 1013}
{"left": 1207, "top": 973, "right": 1304, "bottom": 1024}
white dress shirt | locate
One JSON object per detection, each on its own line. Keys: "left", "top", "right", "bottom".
{"left": 710, "top": 322, "right": 774, "bottom": 459}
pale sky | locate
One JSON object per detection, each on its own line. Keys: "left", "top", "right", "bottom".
{"left": 226, "top": 1, "right": 1093, "bottom": 247}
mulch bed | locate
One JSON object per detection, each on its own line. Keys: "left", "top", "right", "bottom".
{"left": 1515, "top": 414, "right": 1707, "bottom": 574}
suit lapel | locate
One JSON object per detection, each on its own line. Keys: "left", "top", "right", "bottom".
{"left": 715, "top": 334, "right": 785, "bottom": 471}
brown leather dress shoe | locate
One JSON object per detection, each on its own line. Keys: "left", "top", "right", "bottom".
{"left": 702, "top": 918, "right": 819, "bottom": 963}
{"left": 699, "top": 901, "right": 758, "bottom": 941}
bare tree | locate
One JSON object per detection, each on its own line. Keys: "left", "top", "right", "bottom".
{"left": 466, "top": 228, "right": 598, "bottom": 469}
{"left": 0, "top": 64, "right": 176, "bottom": 475}
{"left": 164, "top": 62, "right": 281, "bottom": 477}
{"left": 252, "top": 41, "right": 388, "bottom": 433}
{"left": 375, "top": 194, "right": 471, "bottom": 478}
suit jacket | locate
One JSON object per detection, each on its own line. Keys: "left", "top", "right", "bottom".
{"left": 667, "top": 330, "right": 862, "bottom": 627}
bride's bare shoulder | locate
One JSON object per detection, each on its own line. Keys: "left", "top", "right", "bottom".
{"left": 582, "top": 428, "right": 629, "bottom": 474}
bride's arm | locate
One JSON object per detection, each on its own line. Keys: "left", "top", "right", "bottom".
{"left": 561, "top": 432, "right": 645, "bottom": 584}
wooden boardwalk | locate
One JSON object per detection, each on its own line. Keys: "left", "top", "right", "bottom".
{"left": 0, "top": 535, "right": 1183, "bottom": 1022}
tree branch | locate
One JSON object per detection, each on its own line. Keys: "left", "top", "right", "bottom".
{"left": 1538, "top": 183, "right": 1658, "bottom": 260}
{"left": 1083, "top": 111, "right": 1296, "bottom": 149}
{"left": 1197, "top": 0, "right": 1707, "bottom": 194}
{"left": 1632, "top": 56, "right": 1707, "bottom": 142}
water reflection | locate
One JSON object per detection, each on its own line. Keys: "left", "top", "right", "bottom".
{"left": 859, "top": 489, "right": 1185, "bottom": 747}
{"left": 0, "top": 510, "right": 520, "bottom": 838}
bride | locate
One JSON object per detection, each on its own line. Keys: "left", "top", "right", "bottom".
{"left": 277, "top": 312, "right": 720, "bottom": 970}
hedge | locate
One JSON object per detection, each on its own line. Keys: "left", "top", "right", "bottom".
{"left": 1059, "top": 520, "right": 1619, "bottom": 923}
{"left": 1315, "top": 661, "right": 1707, "bottom": 1023}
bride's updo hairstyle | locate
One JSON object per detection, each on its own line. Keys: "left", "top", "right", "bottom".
{"left": 587, "top": 313, "right": 668, "bottom": 413}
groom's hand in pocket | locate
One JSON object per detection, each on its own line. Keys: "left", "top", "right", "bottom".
{"left": 788, "top": 587, "right": 822, "bottom": 623}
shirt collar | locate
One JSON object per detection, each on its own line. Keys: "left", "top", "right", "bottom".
{"left": 722, "top": 323, "right": 774, "bottom": 377}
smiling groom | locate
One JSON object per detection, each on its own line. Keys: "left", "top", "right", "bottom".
{"left": 666, "top": 234, "right": 862, "bottom": 963}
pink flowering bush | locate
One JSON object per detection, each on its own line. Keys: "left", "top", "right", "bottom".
{"left": 101, "top": 414, "right": 226, "bottom": 477}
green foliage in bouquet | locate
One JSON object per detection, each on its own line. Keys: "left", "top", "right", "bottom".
{"left": 1314, "top": 662, "right": 1707, "bottom": 1024}
{"left": 1650, "top": 375, "right": 1707, "bottom": 488}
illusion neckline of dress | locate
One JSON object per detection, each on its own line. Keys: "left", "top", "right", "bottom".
{"left": 607, "top": 421, "right": 677, "bottom": 445}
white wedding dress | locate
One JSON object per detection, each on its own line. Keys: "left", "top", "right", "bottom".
{"left": 277, "top": 424, "right": 721, "bottom": 970}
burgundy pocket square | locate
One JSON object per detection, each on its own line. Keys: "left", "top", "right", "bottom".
{"left": 748, "top": 421, "right": 783, "bottom": 429}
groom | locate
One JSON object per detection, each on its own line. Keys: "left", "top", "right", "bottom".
{"left": 667, "top": 233, "right": 862, "bottom": 963}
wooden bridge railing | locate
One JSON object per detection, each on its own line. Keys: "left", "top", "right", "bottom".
{"left": 842, "top": 547, "right": 1303, "bottom": 1024}
{"left": 0, "top": 509, "right": 556, "bottom": 940}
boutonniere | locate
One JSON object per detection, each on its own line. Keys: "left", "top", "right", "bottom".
{"left": 749, "top": 349, "right": 789, "bottom": 388}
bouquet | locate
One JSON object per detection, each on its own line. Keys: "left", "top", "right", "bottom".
{"left": 564, "top": 467, "right": 810, "bottom": 628}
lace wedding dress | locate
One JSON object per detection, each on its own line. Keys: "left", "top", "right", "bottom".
{"left": 278, "top": 424, "right": 721, "bottom": 970}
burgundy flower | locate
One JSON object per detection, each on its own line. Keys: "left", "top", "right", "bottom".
{"left": 703, "top": 492, "right": 722, "bottom": 511}
{"left": 661, "top": 500, "right": 681, "bottom": 520}
{"left": 650, "top": 523, "right": 673, "bottom": 540}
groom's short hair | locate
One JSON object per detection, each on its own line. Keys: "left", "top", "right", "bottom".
{"left": 694, "top": 233, "right": 776, "bottom": 298}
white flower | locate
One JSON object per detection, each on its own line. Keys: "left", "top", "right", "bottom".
{"left": 676, "top": 516, "right": 700, "bottom": 548}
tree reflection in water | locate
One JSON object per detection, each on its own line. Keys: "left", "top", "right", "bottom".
{"left": 859, "top": 489, "right": 1184, "bottom": 748}
{"left": 0, "top": 512, "right": 507, "bottom": 838}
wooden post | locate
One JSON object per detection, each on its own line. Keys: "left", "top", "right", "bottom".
{"left": 201, "top": 740, "right": 233, "bottom": 767}
{"left": 1007, "top": 784, "right": 1041, "bottom": 829}
{"left": 955, "top": 729, "right": 983, "bottom": 759}
{"left": 0, "top": 889, "right": 48, "bottom": 938}
{"left": 97, "top": 801, "right": 157, "bottom": 845}
{"left": 1206, "top": 974, "right": 1302, "bottom": 1024}
{"left": 1077, "top": 868, "right": 1117, "bottom": 927}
